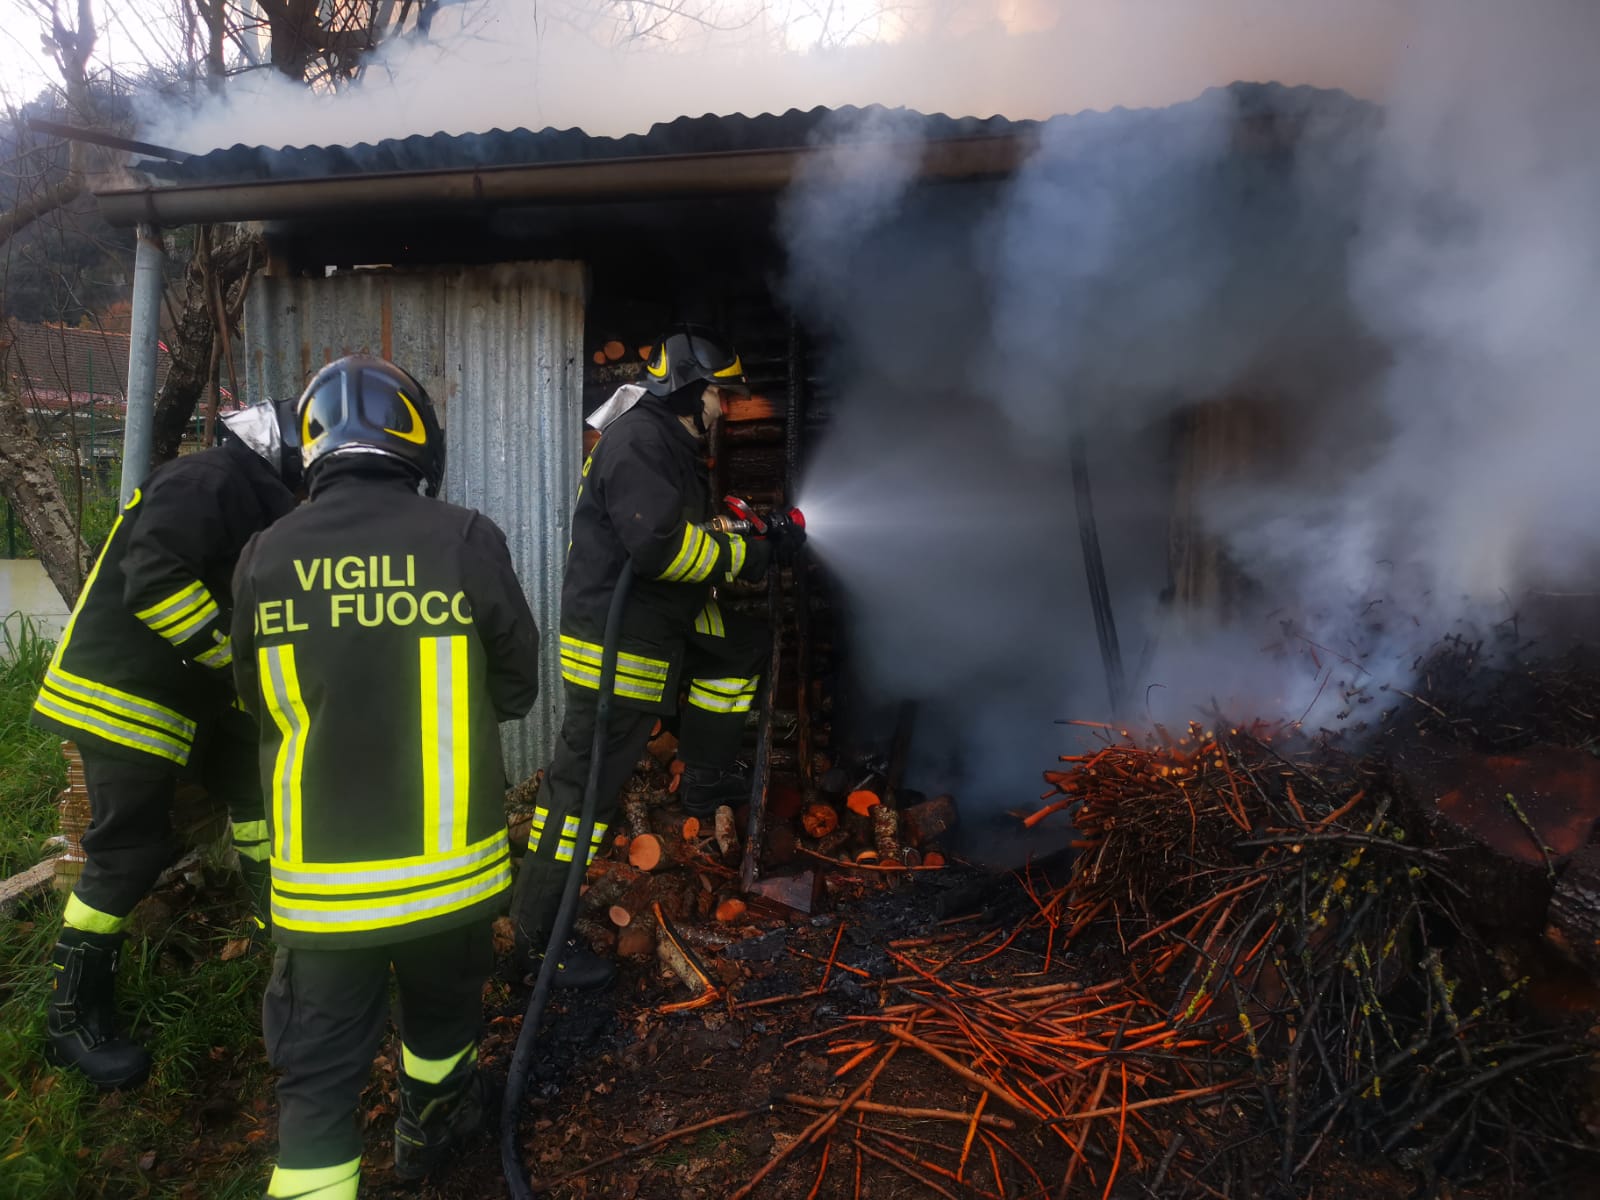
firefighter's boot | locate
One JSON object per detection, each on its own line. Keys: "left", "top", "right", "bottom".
{"left": 679, "top": 764, "right": 748, "bottom": 818}
{"left": 510, "top": 859, "right": 616, "bottom": 990}
{"left": 393, "top": 1054, "right": 487, "bottom": 1182}
{"left": 45, "top": 928, "right": 151, "bottom": 1090}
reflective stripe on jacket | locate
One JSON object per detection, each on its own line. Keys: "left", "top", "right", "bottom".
{"left": 32, "top": 442, "right": 295, "bottom": 765}
{"left": 231, "top": 459, "right": 540, "bottom": 948}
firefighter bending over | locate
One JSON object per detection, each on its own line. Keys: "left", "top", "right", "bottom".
{"left": 231, "top": 356, "right": 540, "bottom": 1197}
{"left": 32, "top": 401, "right": 299, "bottom": 1089}
{"left": 509, "top": 325, "right": 804, "bottom": 985}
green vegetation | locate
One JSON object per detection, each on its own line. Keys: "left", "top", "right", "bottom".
{"left": 0, "top": 615, "right": 273, "bottom": 1198}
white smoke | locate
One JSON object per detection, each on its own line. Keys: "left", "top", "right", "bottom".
{"left": 781, "top": 0, "right": 1600, "bottom": 817}
{"left": 141, "top": 0, "right": 1418, "bottom": 152}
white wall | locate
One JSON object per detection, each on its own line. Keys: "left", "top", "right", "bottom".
{"left": 0, "top": 560, "right": 70, "bottom": 642}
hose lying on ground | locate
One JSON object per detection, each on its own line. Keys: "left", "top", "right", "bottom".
{"left": 501, "top": 566, "right": 634, "bottom": 1198}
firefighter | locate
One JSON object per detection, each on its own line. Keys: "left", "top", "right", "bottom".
{"left": 31, "top": 400, "right": 299, "bottom": 1089}
{"left": 508, "top": 325, "right": 802, "bottom": 986}
{"left": 231, "top": 355, "right": 540, "bottom": 1197}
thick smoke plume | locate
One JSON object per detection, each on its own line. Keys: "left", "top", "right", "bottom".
{"left": 783, "top": 0, "right": 1600, "bottom": 825}
{"left": 143, "top": 0, "right": 1415, "bottom": 152}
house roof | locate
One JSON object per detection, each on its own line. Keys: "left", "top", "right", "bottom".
{"left": 97, "top": 83, "right": 1378, "bottom": 229}
{"left": 1, "top": 319, "right": 170, "bottom": 402}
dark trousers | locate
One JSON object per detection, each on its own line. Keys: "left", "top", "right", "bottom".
{"left": 73, "top": 709, "right": 263, "bottom": 922}
{"left": 263, "top": 920, "right": 492, "bottom": 1169}
{"left": 509, "top": 608, "right": 769, "bottom": 950}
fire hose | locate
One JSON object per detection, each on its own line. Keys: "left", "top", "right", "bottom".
{"left": 501, "top": 563, "right": 633, "bottom": 1199}
{"left": 500, "top": 498, "right": 802, "bottom": 1196}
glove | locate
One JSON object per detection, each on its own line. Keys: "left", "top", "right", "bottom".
{"left": 767, "top": 509, "right": 806, "bottom": 566}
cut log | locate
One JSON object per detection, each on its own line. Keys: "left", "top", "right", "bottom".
{"left": 715, "top": 897, "right": 748, "bottom": 923}
{"left": 617, "top": 926, "right": 656, "bottom": 958}
{"left": 603, "top": 339, "right": 626, "bottom": 361}
{"left": 871, "top": 803, "right": 904, "bottom": 864}
{"left": 622, "top": 790, "right": 652, "bottom": 840}
{"left": 0, "top": 859, "right": 57, "bottom": 914}
{"left": 682, "top": 817, "right": 701, "bottom": 841}
{"left": 922, "top": 850, "right": 947, "bottom": 869}
{"left": 714, "top": 805, "right": 739, "bottom": 857}
{"left": 810, "top": 829, "right": 850, "bottom": 858}
{"left": 646, "top": 727, "right": 678, "bottom": 765}
{"left": 846, "top": 790, "right": 881, "bottom": 817}
{"left": 1547, "top": 844, "right": 1600, "bottom": 978}
{"left": 801, "top": 803, "right": 839, "bottom": 840}
{"left": 654, "top": 902, "right": 715, "bottom": 995}
{"left": 591, "top": 349, "right": 607, "bottom": 365}
{"left": 1404, "top": 747, "right": 1600, "bottom": 937}
{"left": 902, "top": 794, "right": 958, "bottom": 847}
{"left": 628, "top": 833, "right": 689, "bottom": 872}
{"left": 608, "top": 904, "right": 634, "bottom": 928}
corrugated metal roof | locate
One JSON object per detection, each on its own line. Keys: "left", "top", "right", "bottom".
{"left": 243, "top": 262, "right": 586, "bottom": 783}
{"left": 146, "top": 82, "right": 1374, "bottom": 187}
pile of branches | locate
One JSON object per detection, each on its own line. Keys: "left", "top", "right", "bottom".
{"left": 1005, "top": 715, "right": 1598, "bottom": 1193}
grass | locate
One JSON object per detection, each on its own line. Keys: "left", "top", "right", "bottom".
{"left": 0, "top": 614, "right": 275, "bottom": 1199}
{"left": 0, "top": 613, "right": 67, "bottom": 879}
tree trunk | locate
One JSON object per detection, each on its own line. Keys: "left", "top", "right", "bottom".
{"left": 150, "top": 225, "right": 262, "bottom": 465}
{"left": 0, "top": 393, "right": 89, "bottom": 604}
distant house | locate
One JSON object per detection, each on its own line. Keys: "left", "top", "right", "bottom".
{"left": 0, "top": 319, "right": 174, "bottom": 443}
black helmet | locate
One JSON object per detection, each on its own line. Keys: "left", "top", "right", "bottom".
{"left": 641, "top": 326, "right": 749, "bottom": 399}
{"left": 218, "top": 398, "right": 303, "bottom": 491}
{"left": 296, "top": 355, "right": 445, "bottom": 496}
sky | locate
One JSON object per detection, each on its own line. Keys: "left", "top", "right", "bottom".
{"left": 1, "top": 1, "right": 1424, "bottom": 145}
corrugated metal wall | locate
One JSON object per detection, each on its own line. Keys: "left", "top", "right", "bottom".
{"left": 243, "top": 262, "right": 587, "bottom": 782}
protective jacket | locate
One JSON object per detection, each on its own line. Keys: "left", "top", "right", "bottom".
{"left": 230, "top": 459, "right": 541, "bottom": 949}
{"left": 33, "top": 440, "right": 295, "bottom": 768}
{"left": 560, "top": 396, "right": 768, "bottom": 711}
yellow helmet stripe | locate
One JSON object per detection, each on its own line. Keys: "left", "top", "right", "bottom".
{"left": 712, "top": 356, "right": 744, "bottom": 379}
{"left": 383, "top": 390, "right": 430, "bottom": 446}
{"left": 646, "top": 347, "right": 670, "bottom": 378}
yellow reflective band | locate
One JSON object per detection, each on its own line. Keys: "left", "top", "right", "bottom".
{"left": 419, "top": 635, "right": 471, "bottom": 854}
{"left": 260, "top": 645, "right": 310, "bottom": 863}
{"left": 401, "top": 1041, "right": 474, "bottom": 1085}
{"left": 712, "top": 355, "right": 745, "bottom": 378}
{"left": 42, "top": 495, "right": 136, "bottom": 728}
{"left": 133, "top": 579, "right": 204, "bottom": 627}
{"left": 581, "top": 455, "right": 594, "bottom": 477}
{"left": 196, "top": 637, "right": 233, "bottom": 669}
{"left": 42, "top": 665, "right": 195, "bottom": 742}
{"left": 680, "top": 533, "right": 719, "bottom": 584}
{"left": 64, "top": 893, "right": 126, "bottom": 934}
{"left": 34, "top": 688, "right": 191, "bottom": 763}
{"left": 559, "top": 656, "right": 665, "bottom": 703}
{"left": 271, "top": 830, "right": 508, "bottom": 895}
{"left": 558, "top": 637, "right": 668, "bottom": 679}
{"left": 646, "top": 345, "right": 669, "bottom": 378}
{"left": 659, "top": 525, "right": 704, "bottom": 582}
{"left": 153, "top": 596, "right": 220, "bottom": 646}
{"left": 694, "top": 601, "right": 726, "bottom": 639}
{"left": 266, "top": 1158, "right": 361, "bottom": 1200}
{"left": 687, "top": 676, "right": 759, "bottom": 715}
{"left": 724, "top": 536, "right": 747, "bottom": 584}
{"left": 271, "top": 858, "right": 510, "bottom": 935}
{"left": 233, "top": 819, "right": 271, "bottom": 862}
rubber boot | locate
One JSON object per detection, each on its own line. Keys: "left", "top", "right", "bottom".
{"left": 393, "top": 1054, "right": 488, "bottom": 1182}
{"left": 679, "top": 764, "right": 748, "bottom": 818}
{"left": 509, "top": 859, "right": 616, "bottom": 989}
{"left": 45, "top": 929, "right": 151, "bottom": 1090}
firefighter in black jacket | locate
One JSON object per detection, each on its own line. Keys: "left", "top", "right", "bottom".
{"left": 509, "top": 326, "right": 800, "bottom": 984}
{"left": 32, "top": 401, "right": 298, "bottom": 1089}
{"left": 232, "top": 355, "right": 540, "bottom": 1198}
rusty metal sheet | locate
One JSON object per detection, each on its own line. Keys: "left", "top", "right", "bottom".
{"left": 243, "top": 261, "right": 587, "bottom": 782}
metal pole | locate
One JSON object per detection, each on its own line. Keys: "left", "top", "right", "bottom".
{"left": 120, "top": 223, "right": 164, "bottom": 504}
{"left": 1070, "top": 434, "right": 1127, "bottom": 716}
